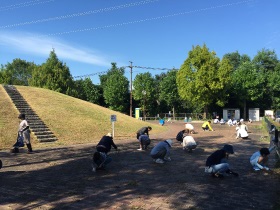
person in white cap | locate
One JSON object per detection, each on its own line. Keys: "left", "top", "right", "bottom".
{"left": 185, "top": 123, "right": 195, "bottom": 134}
{"left": 92, "top": 133, "right": 118, "bottom": 172}
{"left": 150, "top": 139, "right": 173, "bottom": 164}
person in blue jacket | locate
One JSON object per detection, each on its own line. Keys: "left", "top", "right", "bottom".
{"left": 150, "top": 139, "right": 173, "bottom": 164}
{"left": 250, "top": 147, "right": 275, "bottom": 171}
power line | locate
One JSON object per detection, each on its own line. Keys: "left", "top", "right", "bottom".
{"left": 0, "top": 0, "right": 55, "bottom": 12}
{"left": 38, "top": 0, "right": 255, "bottom": 37}
{"left": 72, "top": 64, "right": 178, "bottom": 79}
{"left": 0, "top": 0, "right": 159, "bottom": 29}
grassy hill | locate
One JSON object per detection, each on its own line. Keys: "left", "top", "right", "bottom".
{"left": 0, "top": 85, "right": 168, "bottom": 150}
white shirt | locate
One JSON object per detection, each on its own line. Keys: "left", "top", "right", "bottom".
{"left": 183, "top": 136, "right": 196, "bottom": 147}
{"left": 19, "top": 120, "right": 29, "bottom": 132}
{"left": 213, "top": 119, "right": 219, "bottom": 124}
{"left": 185, "top": 123, "right": 194, "bottom": 130}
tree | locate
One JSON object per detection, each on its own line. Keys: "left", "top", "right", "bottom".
{"left": 231, "top": 61, "right": 261, "bottom": 119}
{"left": 177, "top": 44, "right": 233, "bottom": 118}
{"left": 101, "top": 63, "right": 129, "bottom": 113}
{"left": 159, "top": 70, "right": 182, "bottom": 119}
{"left": 0, "top": 59, "right": 35, "bottom": 85}
{"left": 252, "top": 49, "right": 279, "bottom": 110}
{"left": 223, "top": 51, "right": 251, "bottom": 71}
{"left": 74, "top": 78, "right": 104, "bottom": 105}
{"left": 29, "top": 50, "right": 75, "bottom": 95}
{"left": 133, "top": 72, "right": 156, "bottom": 119}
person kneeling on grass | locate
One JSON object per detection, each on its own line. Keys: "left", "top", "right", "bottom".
{"left": 250, "top": 147, "right": 275, "bottom": 171}
{"left": 92, "top": 133, "right": 118, "bottom": 172}
{"left": 150, "top": 139, "right": 173, "bottom": 164}
{"left": 137, "top": 134, "right": 151, "bottom": 151}
{"left": 205, "top": 144, "right": 239, "bottom": 178}
{"left": 182, "top": 129, "right": 197, "bottom": 152}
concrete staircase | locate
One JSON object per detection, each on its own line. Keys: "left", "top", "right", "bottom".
{"left": 3, "top": 85, "right": 58, "bottom": 142}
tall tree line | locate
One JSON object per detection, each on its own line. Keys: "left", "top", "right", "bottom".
{"left": 1, "top": 46, "right": 279, "bottom": 119}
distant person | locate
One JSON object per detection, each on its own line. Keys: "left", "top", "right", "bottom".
{"left": 236, "top": 122, "right": 249, "bottom": 139}
{"left": 137, "top": 134, "right": 151, "bottom": 151}
{"left": 220, "top": 119, "right": 226, "bottom": 125}
{"left": 176, "top": 129, "right": 187, "bottom": 142}
{"left": 232, "top": 119, "right": 237, "bottom": 125}
{"left": 12, "top": 114, "right": 33, "bottom": 153}
{"left": 136, "top": 126, "right": 152, "bottom": 140}
{"left": 205, "top": 144, "right": 239, "bottom": 178}
{"left": 150, "top": 139, "right": 173, "bottom": 164}
{"left": 250, "top": 147, "right": 275, "bottom": 171}
{"left": 182, "top": 129, "right": 197, "bottom": 152}
{"left": 213, "top": 118, "right": 219, "bottom": 124}
{"left": 227, "top": 119, "right": 233, "bottom": 126}
{"left": 92, "top": 133, "right": 118, "bottom": 172}
{"left": 185, "top": 123, "right": 195, "bottom": 134}
{"left": 202, "top": 121, "right": 214, "bottom": 131}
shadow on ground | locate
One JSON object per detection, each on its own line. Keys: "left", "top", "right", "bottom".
{"left": 0, "top": 122, "right": 279, "bottom": 210}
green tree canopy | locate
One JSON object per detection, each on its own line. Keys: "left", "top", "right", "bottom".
{"left": 29, "top": 50, "right": 75, "bottom": 95}
{"left": 133, "top": 72, "right": 156, "bottom": 118}
{"left": 101, "top": 63, "right": 129, "bottom": 113}
{"left": 0, "top": 58, "right": 36, "bottom": 85}
{"left": 177, "top": 44, "right": 233, "bottom": 117}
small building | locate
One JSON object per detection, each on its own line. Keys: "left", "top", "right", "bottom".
{"left": 249, "top": 108, "right": 260, "bottom": 121}
{"left": 223, "top": 108, "right": 240, "bottom": 120}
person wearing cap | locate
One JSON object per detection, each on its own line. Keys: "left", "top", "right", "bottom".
{"left": 205, "top": 144, "right": 239, "bottom": 178}
{"left": 92, "top": 133, "right": 118, "bottom": 172}
{"left": 137, "top": 134, "right": 151, "bottom": 151}
{"left": 182, "top": 129, "right": 197, "bottom": 152}
{"left": 136, "top": 126, "right": 152, "bottom": 140}
{"left": 185, "top": 123, "right": 195, "bottom": 134}
{"left": 250, "top": 147, "right": 275, "bottom": 171}
{"left": 13, "top": 113, "right": 33, "bottom": 153}
{"left": 202, "top": 120, "right": 214, "bottom": 131}
{"left": 150, "top": 139, "right": 173, "bottom": 164}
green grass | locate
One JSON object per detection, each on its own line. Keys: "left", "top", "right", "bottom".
{"left": 0, "top": 85, "right": 167, "bottom": 150}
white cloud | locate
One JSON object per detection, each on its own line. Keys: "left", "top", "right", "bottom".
{"left": 0, "top": 30, "right": 111, "bottom": 67}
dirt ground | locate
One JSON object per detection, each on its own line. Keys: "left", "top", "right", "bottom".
{"left": 0, "top": 121, "right": 280, "bottom": 210}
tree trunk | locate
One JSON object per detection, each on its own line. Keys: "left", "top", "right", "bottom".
{"left": 203, "top": 106, "right": 208, "bottom": 119}
{"left": 243, "top": 99, "right": 247, "bottom": 120}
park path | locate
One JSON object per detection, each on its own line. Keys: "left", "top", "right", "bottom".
{"left": 0, "top": 121, "right": 279, "bottom": 210}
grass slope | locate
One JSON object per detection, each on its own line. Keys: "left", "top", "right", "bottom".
{"left": 0, "top": 85, "right": 167, "bottom": 150}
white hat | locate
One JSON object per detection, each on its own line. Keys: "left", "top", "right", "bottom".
{"left": 106, "top": 133, "right": 112, "bottom": 137}
{"left": 166, "top": 139, "right": 173, "bottom": 147}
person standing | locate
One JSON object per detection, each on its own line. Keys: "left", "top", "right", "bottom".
{"left": 205, "top": 144, "right": 239, "bottom": 178}
{"left": 150, "top": 139, "right": 173, "bottom": 164}
{"left": 17, "top": 114, "right": 33, "bottom": 153}
{"left": 136, "top": 126, "right": 152, "bottom": 140}
{"left": 92, "top": 133, "right": 118, "bottom": 172}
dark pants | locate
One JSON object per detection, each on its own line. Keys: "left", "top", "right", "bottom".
{"left": 202, "top": 125, "right": 209, "bottom": 131}
{"left": 151, "top": 148, "right": 167, "bottom": 159}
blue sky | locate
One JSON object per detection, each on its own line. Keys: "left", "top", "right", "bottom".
{"left": 0, "top": 0, "right": 279, "bottom": 84}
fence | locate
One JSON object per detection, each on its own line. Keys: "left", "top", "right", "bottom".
{"left": 264, "top": 117, "right": 280, "bottom": 158}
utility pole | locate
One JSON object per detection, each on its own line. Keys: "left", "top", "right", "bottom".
{"left": 129, "top": 61, "right": 133, "bottom": 117}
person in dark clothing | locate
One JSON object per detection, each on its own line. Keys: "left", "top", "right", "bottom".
{"left": 92, "top": 133, "right": 118, "bottom": 172}
{"left": 176, "top": 129, "right": 186, "bottom": 142}
{"left": 136, "top": 126, "right": 152, "bottom": 140}
{"left": 205, "top": 144, "right": 239, "bottom": 178}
